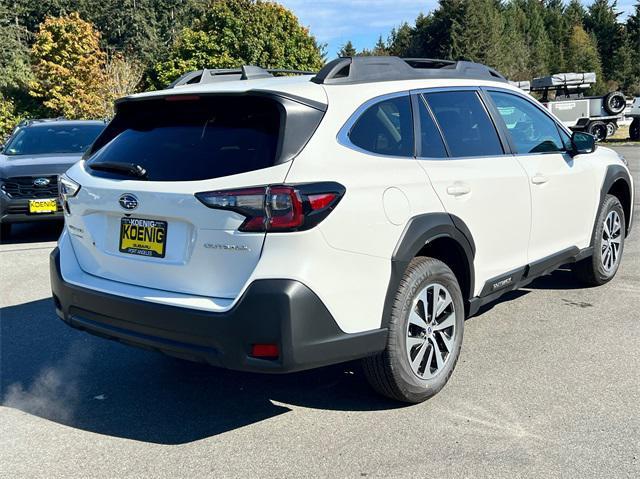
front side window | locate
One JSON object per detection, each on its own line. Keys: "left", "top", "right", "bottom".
{"left": 348, "top": 95, "right": 414, "bottom": 157}
{"left": 488, "top": 90, "right": 564, "bottom": 154}
{"left": 423, "top": 91, "right": 503, "bottom": 158}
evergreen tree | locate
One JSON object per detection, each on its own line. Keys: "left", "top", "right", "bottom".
{"left": 450, "top": 0, "right": 504, "bottom": 66}
{"left": 500, "top": 2, "right": 530, "bottom": 79}
{"left": 388, "top": 23, "right": 415, "bottom": 56}
{"left": 543, "top": 0, "right": 567, "bottom": 72}
{"left": 627, "top": 2, "right": 640, "bottom": 85}
{"left": 565, "top": 0, "right": 587, "bottom": 28}
{"left": 338, "top": 41, "right": 357, "bottom": 57}
{"left": 610, "top": 35, "right": 635, "bottom": 92}
{"left": 418, "top": 0, "right": 467, "bottom": 59}
{"left": 585, "top": 0, "right": 623, "bottom": 80}
{"left": 565, "top": 24, "right": 604, "bottom": 90}
{"left": 515, "top": 0, "right": 552, "bottom": 77}
{"left": 373, "top": 36, "right": 389, "bottom": 55}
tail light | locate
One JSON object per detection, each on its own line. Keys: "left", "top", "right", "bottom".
{"left": 195, "top": 182, "right": 345, "bottom": 232}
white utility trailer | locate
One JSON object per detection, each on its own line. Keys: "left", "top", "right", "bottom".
{"left": 531, "top": 73, "right": 626, "bottom": 141}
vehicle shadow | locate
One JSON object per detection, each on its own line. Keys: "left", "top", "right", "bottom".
{"left": 0, "top": 221, "right": 63, "bottom": 245}
{"left": 0, "top": 298, "right": 401, "bottom": 445}
{"left": 525, "top": 267, "right": 594, "bottom": 291}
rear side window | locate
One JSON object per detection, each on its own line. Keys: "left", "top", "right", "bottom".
{"left": 348, "top": 96, "right": 414, "bottom": 157}
{"left": 416, "top": 96, "right": 448, "bottom": 158}
{"left": 87, "top": 96, "right": 282, "bottom": 182}
{"left": 424, "top": 91, "right": 503, "bottom": 157}
{"left": 488, "top": 90, "right": 564, "bottom": 153}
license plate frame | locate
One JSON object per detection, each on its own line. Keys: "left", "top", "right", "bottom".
{"left": 119, "top": 217, "right": 168, "bottom": 258}
{"left": 28, "top": 198, "right": 57, "bottom": 214}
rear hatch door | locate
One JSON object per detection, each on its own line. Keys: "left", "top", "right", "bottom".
{"left": 65, "top": 93, "right": 324, "bottom": 299}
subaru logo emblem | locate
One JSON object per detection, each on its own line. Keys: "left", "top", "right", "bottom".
{"left": 33, "top": 177, "right": 50, "bottom": 187}
{"left": 119, "top": 193, "right": 138, "bottom": 210}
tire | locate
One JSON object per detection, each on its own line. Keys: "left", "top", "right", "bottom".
{"left": 573, "top": 194, "right": 625, "bottom": 286}
{"left": 0, "top": 223, "right": 10, "bottom": 239}
{"left": 362, "top": 257, "right": 465, "bottom": 403}
{"left": 587, "top": 121, "right": 607, "bottom": 141}
{"left": 603, "top": 91, "right": 626, "bottom": 115}
{"left": 630, "top": 118, "right": 640, "bottom": 141}
{"left": 605, "top": 121, "right": 617, "bottom": 138}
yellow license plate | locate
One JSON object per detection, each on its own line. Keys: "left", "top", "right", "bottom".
{"left": 29, "top": 198, "right": 57, "bottom": 214}
{"left": 119, "top": 217, "right": 168, "bottom": 258}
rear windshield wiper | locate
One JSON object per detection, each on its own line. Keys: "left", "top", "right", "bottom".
{"left": 88, "top": 161, "right": 148, "bottom": 179}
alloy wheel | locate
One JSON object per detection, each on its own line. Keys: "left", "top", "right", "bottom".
{"left": 601, "top": 210, "right": 622, "bottom": 273}
{"left": 405, "top": 283, "right": 457, "bottom": 379}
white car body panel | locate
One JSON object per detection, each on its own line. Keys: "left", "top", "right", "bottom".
{"left": 515, "top": 152, "right": 600, "bottom": 261}
{"left": 419, "top": 155, "right": 531, "bottom": 295}
{"left": 65, "top": 161, "right": 291, "bottom": 298}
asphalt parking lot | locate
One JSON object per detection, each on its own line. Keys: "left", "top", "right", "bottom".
{"left": 1, "top": 146, "right": 638, "bottom": 478}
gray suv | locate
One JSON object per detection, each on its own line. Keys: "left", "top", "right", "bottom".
{"left": 0, "top": 118, "right": 106, "bottom": 237}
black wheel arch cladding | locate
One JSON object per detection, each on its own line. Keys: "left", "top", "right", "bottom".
{"left": 598, "top": 164, "right": 633, "bottom": 238}
{"left": 382, "top": 213, "right": 476, "bottom": 327}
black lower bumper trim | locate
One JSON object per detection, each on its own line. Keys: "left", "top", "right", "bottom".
{"left": 50, "top": 248, "right": 387, "bottom": 373}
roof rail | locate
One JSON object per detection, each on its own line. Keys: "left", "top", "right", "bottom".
{"left": 311, "top": 56, "right": 507, "bottom": 85}
{"left": 168, "top": 65, "right": 316, "bottom": 88}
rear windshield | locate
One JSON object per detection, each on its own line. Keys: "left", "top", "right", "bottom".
{"left": 86, "top": 96, "right": 283, "bottom": 182}
{"left": 4, "top": 124, "right": 105, "bottom": 156}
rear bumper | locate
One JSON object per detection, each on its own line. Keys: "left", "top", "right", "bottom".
{"left": 50, "top": 248, "right": 387, "bottom": 373}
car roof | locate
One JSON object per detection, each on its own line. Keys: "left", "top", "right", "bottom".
{"left": 19, "top": 119, "right": 107, "bottom": 129}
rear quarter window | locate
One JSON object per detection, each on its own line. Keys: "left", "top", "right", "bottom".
{"left": 348, "top": 95, "right": 415, "bottom": 157}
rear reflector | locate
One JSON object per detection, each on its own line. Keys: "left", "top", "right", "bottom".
{"left": 251, "top": 344, "right": 279, "bottom": 359}
{"left": 308, "top": 193, "right": 337, "bottom": 210}
{"left": 195, "top": 182, "right": 345, "bottom": 232}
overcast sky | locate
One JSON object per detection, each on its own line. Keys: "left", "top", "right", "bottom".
{"left": 278, "top": 0, "right": 637, "bottom": 59}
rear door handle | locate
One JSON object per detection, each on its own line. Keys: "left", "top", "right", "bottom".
{"left": 531, "top": 174, "right": 549, "bottom": 185}
{"left": 446, "top": 184, "right": 471, "bottom": 196}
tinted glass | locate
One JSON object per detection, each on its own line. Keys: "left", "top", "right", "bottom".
{"left": 86, "top": 96, "right": 281, "bottom": 181}
{"left": 417, "top": 97, "right": 448, "bottom": 158}
{"left": 424, "top": 91, "right": 503, "bottom": 157}
{"left": 4, "top": 124, "right": 105, "bottom": 155}
{"left": 489, "top": 91, "right": 564, "bottom": 153}
{"left": 349, "top": 96, "right": 414, "bottom": 157}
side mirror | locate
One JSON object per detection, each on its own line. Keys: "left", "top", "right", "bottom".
{"left": 571, "top": 131, "right": 597, "bottom": 155}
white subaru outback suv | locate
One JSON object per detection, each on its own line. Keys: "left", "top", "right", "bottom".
{"left": 51, "top": 57, "right": 634, "bottom": 403}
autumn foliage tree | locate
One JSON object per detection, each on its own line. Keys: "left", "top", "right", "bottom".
{"left": 152, "top": 0, "right": 324, "bottom": 87}
{"left": 29, "top": 12, "right": 108, "bottom": 119}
